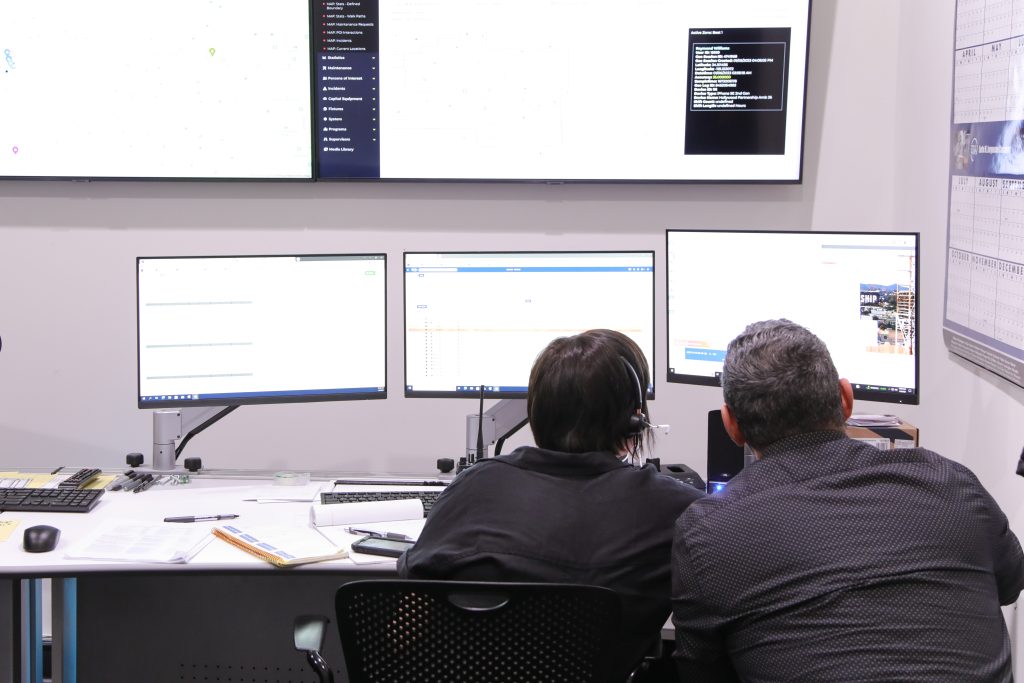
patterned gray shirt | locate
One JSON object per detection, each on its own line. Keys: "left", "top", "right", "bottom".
{"left": 671, "top": 431, "right": 1024, "bottom": 682}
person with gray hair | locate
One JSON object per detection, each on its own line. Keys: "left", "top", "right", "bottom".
{"left": 670, "top": 319, "right": 1023, "bottom": 682}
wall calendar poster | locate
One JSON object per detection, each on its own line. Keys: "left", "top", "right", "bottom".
{"left": 946, "top": 0, "right": 1024, "bottom": 388}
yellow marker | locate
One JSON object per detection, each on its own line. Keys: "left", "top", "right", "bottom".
{"left": 209, "top": 48, "right": 216, "bottom": 56}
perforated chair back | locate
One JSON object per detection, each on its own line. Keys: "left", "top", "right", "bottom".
{"left": 335, "top": 579, "right": 623, "bottom": 683}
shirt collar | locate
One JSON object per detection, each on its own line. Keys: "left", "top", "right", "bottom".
{"left": 500, "top": 446, "right": 632, "bottom": 476}
{"left": 758, "top": 430, "right": 848, "bottom": 459}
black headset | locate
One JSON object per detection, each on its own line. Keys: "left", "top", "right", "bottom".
{"left": 619, "top": 356, "right": 650, "bottom": 436}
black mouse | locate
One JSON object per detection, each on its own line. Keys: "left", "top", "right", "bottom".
{"left": 23, "top": 525, "right": 61, "bottom": 553}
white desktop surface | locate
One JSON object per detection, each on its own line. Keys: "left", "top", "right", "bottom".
{"left": 0, "top": 476, "right": 430, "bottom": 576}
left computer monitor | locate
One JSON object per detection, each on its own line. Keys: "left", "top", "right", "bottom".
{"left": 137, "top": 254, "right": 386, "bottom": 408}
{"left": 404, "top": 251, "right": 655, "bottom": 398}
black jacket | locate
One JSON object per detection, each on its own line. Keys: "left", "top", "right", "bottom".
{"left": 671, "top": 431, "right": 1024, "bottom": 682}
{"left": 399, "top": 445, "right": 704, "bottom": 680}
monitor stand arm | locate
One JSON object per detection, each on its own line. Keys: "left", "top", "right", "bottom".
{"left": 152, "top": 406, "right": 234, "bottom": 472}
{"left": 464, "top": 398, "right": 529, "bottom": 468}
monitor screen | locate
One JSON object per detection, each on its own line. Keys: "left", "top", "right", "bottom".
{"left": 2, "top": 1, "right": 313, "bottom": 180}
{"left": 404, "top": 251, "right": 655, "bottom": 398}
{"left": 137, "top": 254, "right": 386, "bottom": 408}
{"left": 316, "top": 0, "right": 811, "bottom": 182}
{"left": 666, "top": 230, "right": 920, "bottom": 405}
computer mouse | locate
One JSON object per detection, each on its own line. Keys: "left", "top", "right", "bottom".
{"left": 23, "top": 525, "right": 61, "bottom": 553}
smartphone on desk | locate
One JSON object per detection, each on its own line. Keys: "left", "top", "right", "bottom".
{"left": 351, "top": 535, "right": 416, "bottom": 558}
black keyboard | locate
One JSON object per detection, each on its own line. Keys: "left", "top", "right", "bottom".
{"left": 0, "top": 487, "right": 104, "bottom": 513}
{"left": 320, "top": 490, "right": 444, "bottom": 517}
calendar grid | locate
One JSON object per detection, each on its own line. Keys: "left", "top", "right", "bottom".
{"left": 945, "top": 0, "right": 1024, "bottom": 387}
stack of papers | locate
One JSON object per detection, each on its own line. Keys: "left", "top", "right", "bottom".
{"left": 65, "top": 520, "right": 214, "bottom": 564}
{"left": 846, "top": 414, "right": 902, "bottom": 427}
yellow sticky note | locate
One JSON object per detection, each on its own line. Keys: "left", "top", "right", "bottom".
{"left": 0, "top": 471, "right": 57, "bottom": 487}
{"left": 0, "top": 520, "right": 20, "bottom": 542}
{"left": 84, "top": 475, "right": 117, "bottom": 490}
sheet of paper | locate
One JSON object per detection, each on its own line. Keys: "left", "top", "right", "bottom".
{"left": 64, "top": 520, "right": 215, "bottom": 563}
{"left": 238, "top": 482, "right": 326, "bottom": 503}
{"left": 310, "top": 498, "right": 423, "bottom": 527}
{"left": 0, "top": 520, "right": 20, "bottom": 542}
{"left": 318, "top": 519, "right": 425, "bottom": 565}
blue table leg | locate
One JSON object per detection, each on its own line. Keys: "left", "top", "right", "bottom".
{"left": 20, "top": 579, "right": 42, "bottom": 683}
{"left": 50, "top": 579, "right": 76, "bottom": 683}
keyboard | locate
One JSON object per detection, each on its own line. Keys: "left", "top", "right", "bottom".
{"left": 0, "top": 487, "right": 104, "bottom": 513}
{"left": 320, "top": 490, "right": 445, "bottom": 517}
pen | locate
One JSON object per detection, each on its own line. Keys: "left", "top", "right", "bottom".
{"left": 122, "top": 474, "right": 151, "bottom": 492}
{"left": 164, "top": 514, "right": 240, "bottom": 523}
{"left": 111, "top": 471, "right": 138, "bottom": 491}
{"left": 109, "top": 470, "right": 136, "bottom": 490}
{"left": 345, "top": 527, "right": 414, "bottom": 542}
{"left": 133, "top": 474, "right": 163, "bottom": 493}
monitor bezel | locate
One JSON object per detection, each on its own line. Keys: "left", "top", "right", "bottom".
{"left": 403, "top": 249, "right": 657, "bottom": 400}
{"left": 665, "top": 229, "right": 921, "bottom": 406}
{"left": 136, "top": 252, "right": 387, "bottom": 409}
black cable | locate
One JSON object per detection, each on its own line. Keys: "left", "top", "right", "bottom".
{"left": 475, "top": 384, "right": 485, "bottom": 463}
{"left": 174, "top": 406, "right": 239, "bottom": 459}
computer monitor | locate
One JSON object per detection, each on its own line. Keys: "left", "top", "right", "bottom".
{"left": 2, "top": 1, "right": 313, "bottom": 179}
{"left": 666, "top": 230, "right": 920, "bottom": 405}
{"left": 404, "top": 251, "right": 655, "bottom": 398}
{"left": 137, "top": 254, "right": 386, "bottom": 408}
{"left": 315, "top": 0, "right": 811, "bottom": 182}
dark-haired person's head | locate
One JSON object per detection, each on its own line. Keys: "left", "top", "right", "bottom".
{"left": 527, "top": 329, "right": 650, "bottom": 458}
{"left": 720, "top": 319, "right": 853, "bottom": 451}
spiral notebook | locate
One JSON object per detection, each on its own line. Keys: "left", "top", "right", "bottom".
{"left": 212, "top": 524, "right": 348, "bottom": 567}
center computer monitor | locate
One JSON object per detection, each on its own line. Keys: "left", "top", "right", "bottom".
{"left": 404, "top": 251, "right": 655, "bottom": 398}
{"left": 137, "top": 254, "right": 387, "bottom": 408}
{"left": 666, "top": 230, "right": 920, "bottom": 405}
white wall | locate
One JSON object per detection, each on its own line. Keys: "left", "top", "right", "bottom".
{"left": 0, "top": 1, "right": 1018, "bottom": 477}
{"left": 2, "top": 0, "right": 1022, "bottom": 662}
{"left": 4, "top": 2, "right": 1018, "bottom": 477}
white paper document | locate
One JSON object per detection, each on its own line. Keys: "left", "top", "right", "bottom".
{"left": 846, "top": 414, "right": 902, "bottom": 427}
{"left": 239, "top": 482, "right": 326, "bottom": 503}
{"left": 64, "top": 520, "right": 215, "bottom": 564}
{"left": 310, "top": 498, "right": 424, "bottom": 527}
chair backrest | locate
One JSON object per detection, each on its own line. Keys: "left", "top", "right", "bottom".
{"left": 335, "top": 579, "right": 623, "bottom": 683}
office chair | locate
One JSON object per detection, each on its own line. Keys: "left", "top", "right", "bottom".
{"left": 297, "top": 579, "right": 625, "bottom": 683}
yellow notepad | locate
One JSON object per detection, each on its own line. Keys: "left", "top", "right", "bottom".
{"left": 213, "top": 524, "right": 348, "bottom": 567}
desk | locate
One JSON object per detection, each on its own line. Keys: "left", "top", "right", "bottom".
{"left": 0, "top": 474, "right": 432, "bottom": 683}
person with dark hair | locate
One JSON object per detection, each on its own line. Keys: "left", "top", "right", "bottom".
{"left": 670, "top": 319, "right": 1024, "bottom": 682}
{"left": 399, "top": 329, "right": 704, "bottom": 680}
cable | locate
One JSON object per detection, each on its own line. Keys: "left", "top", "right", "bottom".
{"left": 475, "top": 384, "right": 485, "bottom": 463}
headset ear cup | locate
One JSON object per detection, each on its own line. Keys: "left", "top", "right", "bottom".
{"left": 620, "top": 355, "right": 649, "bottom": 436}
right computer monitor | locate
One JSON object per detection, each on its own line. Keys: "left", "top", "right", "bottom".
{"left": 666, "top": 230, "right": 920, "bottom": 405}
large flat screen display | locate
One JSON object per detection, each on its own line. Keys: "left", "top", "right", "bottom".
{"left": 666, "top": 230, "right": 920, "bottom": 405}
{"left": 404, "top": 251, "right": 655, "bottom": 398}
{"left": 1, "top": 1, "right": 313, "bottom": 179}
{"left": 137, "top": 254, "right": 386, "bottom": 408}
{"left": 316, "top": 0, "right": 811, "bottom": 182}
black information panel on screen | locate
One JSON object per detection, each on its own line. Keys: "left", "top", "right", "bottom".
{"left": 315, "top": 0, "right": 381, "bottom": 178}
{"left": 685, "top": 28, "right": 791, "bottom": 155}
